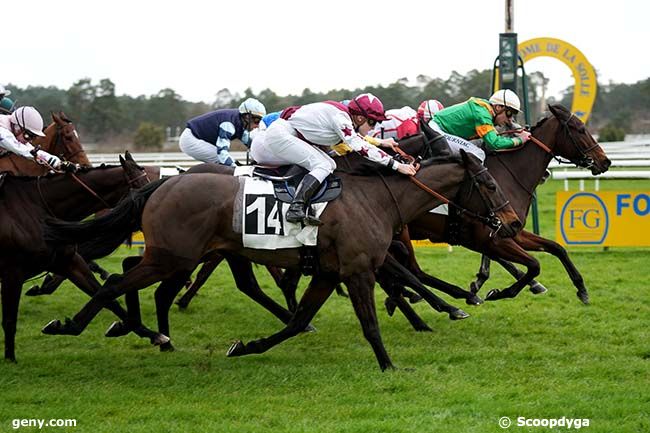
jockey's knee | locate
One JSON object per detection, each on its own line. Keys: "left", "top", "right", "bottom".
{"left": 310, "top": 166, "right": 332, "bottom": 183}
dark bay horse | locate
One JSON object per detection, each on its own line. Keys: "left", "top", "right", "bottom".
{"left": 0, "top": 112, "right": 91, "bottom": 175}
{"left": 402, "top": 104, "right": 611, "bottom": 305}
{"left": 42, "top": 150, "right": 522, "bottom": 370}
{"left": 0, "top": 160, "right": 161, "bottom": 362}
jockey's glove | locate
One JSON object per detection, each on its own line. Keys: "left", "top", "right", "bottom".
{"left": 60, "top": 160, "right": 80, "bottom": 173}
{"left": 35, "top": 151, "right": 62, "bottom": 169}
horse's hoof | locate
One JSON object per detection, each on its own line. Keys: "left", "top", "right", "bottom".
{"left": 466, "top": 294, "right": 484, "bottom": 305}
{"left": 577, "top": 291, "right": 590, "bottom": 305}
{"left": 529, "top": 283, "right": 548, "bottom": 295}
{"left": 176, "top": 301, "right": 189, "bottom": 311}
{"left": 384, "top": 298, "right": 397, "bottom": 317}
{"left": 449, "top": 309, "right": 470, "bottom": 320}
{"left": 105, "top": 321, "right": 130, "bottom": 338}
{"left": 303, "top": 324, "right": 317, "bottom": 333}
{"left": 414, "top": 325, "right": 433, "bottom": 332}
{"left": 485, "top": 289, "right": 501, "bottom": 301}
{"left": 406, "top": 293, "right": 423, "bottom": 304}
{"left": 25, "top": 286, "right": 42, "bottom": 297}
{"left": 160, "top": 342, "right": 175, "bottom": 352}
{"left": 151, "top": 333, "right": 170, "bottom": 346}
{"left": 226, "top": 340, "right": 246, "bottom": 357}
{"left": 41, "top": 319, "right": 63, "bottom": 335}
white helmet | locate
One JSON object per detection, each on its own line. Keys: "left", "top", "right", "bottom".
{"left": 417, "top": 99, "right": 444, "bottom": 122}
{"left": 10, "top": 106, "right": 46, "bottom": 137}
{"left": 238, "top": 98, "right": 266, "bottom": 117}
{"left": 489, "top": 89, "right": 521, "bottom": 113}
{"left": 0, "top": 84, "right": 10, "bottom": 97}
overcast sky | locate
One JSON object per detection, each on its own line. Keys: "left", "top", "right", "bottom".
{"left": 4, "top": 0, "right": 649, "bottom": 104}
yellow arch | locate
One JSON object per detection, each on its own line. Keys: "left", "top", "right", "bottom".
{"left": 518, "top": 37, "right": 597, "bottom": 123}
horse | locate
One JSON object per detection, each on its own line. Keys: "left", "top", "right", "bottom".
{"left": 41, "top": 145, "right": 522, "bottom": 370}
{"left": 397, "top": 104, "right": 610, "bottom": 308}
{"left": 0, "top": 157, "right": 162, "bottom": 362}
{"left": 71, "top": 133, "right": 521, "bottom": 348}
{"left": 24, "top": 152, "right": 160, "bottom": 297}
{"left": 0, "top": 112, "right": 91, "bottom": 176}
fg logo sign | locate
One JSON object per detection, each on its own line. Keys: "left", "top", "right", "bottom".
{"left": 559, "top": 192, "right": 608, "bottom": 245}
{"left": 557, "top": 191, "right": 650, "bottom": 247}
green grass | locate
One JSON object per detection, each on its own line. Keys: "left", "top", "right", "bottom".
{"left": 1, "top": 180, "right": 649, "bottom": 433}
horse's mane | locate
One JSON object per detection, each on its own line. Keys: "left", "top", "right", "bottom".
{"left": 531, "top": 104, "right": 572, "bottom": 133}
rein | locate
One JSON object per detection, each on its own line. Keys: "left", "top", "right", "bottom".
{"left": 393, "top": 146, "right": 506, "bottom": 231}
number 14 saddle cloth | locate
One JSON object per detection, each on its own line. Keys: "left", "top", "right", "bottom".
{"left": 233, "top": 166, "right": 333, "bottom": 250}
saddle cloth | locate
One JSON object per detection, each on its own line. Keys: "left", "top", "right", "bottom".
{"left": 234, "top": 166, "right": 328, "bottom": 250}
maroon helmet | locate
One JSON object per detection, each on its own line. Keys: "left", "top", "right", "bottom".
{"left": 348, "top": 93, "right": 389, "bottom": 122}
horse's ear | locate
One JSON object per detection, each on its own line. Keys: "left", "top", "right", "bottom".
{"left": 59, "top": 111, "right": 71, "bottom": 123}
{"left": 125, "top": 150, "right": 134, "bottom": 162}
{"left": 119, "top": 155, "right": 126, "bottom": 166}
{"left": 459, "top": 148, "right": 469, "bottom": 164}
{"left": 51, "top": 111, "right": 60, "bottom": 123}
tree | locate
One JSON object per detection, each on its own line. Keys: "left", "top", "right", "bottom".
{"left": 133, "top": 122, "right": 165, "bottom": 150}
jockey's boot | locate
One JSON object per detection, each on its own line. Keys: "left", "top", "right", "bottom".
{"left": 420, "top": 120, "right": 452, "bottom": 158}
{"left": 286, "top": 174, "right": 323, "bottom": 226}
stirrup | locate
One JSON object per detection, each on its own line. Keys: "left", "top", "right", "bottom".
{"left": 303, "top": 215, "right": 323, "bottom": 226}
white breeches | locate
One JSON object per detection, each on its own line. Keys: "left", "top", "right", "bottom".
{"left": 178, "top": 128, "right": 220, "bottom": 163}
{"left": 259, "top": 119, "right": 336, "bottom": 183}
{"left": 429, "top": 121, "right": 486, "bottom": 162}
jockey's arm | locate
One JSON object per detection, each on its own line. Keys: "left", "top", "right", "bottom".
{"left": 215, "top": 122, "right": 237, "bottom": 167}
{"left": 0, "top": 127, "right": 61, "bottom": 168}
{"left": 475, "top": 124, "right": 523, "bottom": 150}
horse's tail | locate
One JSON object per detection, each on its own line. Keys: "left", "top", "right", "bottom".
{"left": 44, "top": 177, "right": 170, "bottom": 256}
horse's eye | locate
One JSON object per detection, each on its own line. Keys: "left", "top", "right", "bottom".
{"left": 487, "top": 183, "right": 497, "bottom": 191}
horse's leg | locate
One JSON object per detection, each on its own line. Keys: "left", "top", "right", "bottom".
{"left": 397, "top": 229, "right": 482, "bottom": 305}
{"left": 381, "top": 254, "right": 469, "bottom": 320}
{"left": 154, "top": 271, "right": 193, "bottom": 352}
{"left": 42, "top": 254, "right": 172, "bottom": 344}
{"left": 176, "top": 257, "right": 223, "bottom": 310}
{"left": 25, "top": 273, "right": 65, "bottom": 296}
{"left": 470, "top": 255, "right": 491, "bottom": 295}
{"left": 227, "top": 273, "right": 336, "bottom": 359}
{"left": 377, "top": 276, "right": 432, "bottom": 332}
{"left": 483, "top": 240, "right": 541, "bottom": 301}
{"left": 492, "top": 257, "right": 548, "bottom": 295}
{"left": 88, "top": 260, "right": 111, "bottom": 280}
{"left": 278, "top": 268, "right": 301, "bottom": 313}
{"left": 225, "top": 255, "right": 294, "bottom": 324}
{"left": 266, "top": 265, "right": 284, "bottom": 288}
{"left": 1, "top": 270, "right": 25, "bottom": 362}
{"left": 515, "top": 231, "right": 589, "bottom": 304}
{"left": 345, "top": 271, "right": 395, "bottom": 370}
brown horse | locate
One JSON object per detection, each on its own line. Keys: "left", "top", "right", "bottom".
{"left": 42, "top": 147, "right": 522, "bottom": 370}
{"left": 0, "top": 158, "right": 161, "bottom": 362}
{"left": 0, "top": 112, "right": 91, "bottom": 175}
{"left": 401, "top": 104, "right": 611, "bottom": 305}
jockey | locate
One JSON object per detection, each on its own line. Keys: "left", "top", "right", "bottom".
{"left": 417, "top": 99, "right": 444, "bottom": 123}
{"left": 0, "top": 96, "right": 16, "bottom": 115}
{"left": 257, "top": 93, "right": 417, "bottom": 225}
{"left": 369, "top": 106, "right": 418, "bottom": 140}
{"left": 0, "top": 106, "right": 68, "bottom": 169}
{"left": 179, "top": 97, "right": 266, "bottom": 166}
{"left": 428, "top": 89, "right": 531, "bottom": 161}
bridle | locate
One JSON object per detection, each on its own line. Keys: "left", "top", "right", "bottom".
{"left": 393, "top": 138, "right": 509, "bottom": 234}
{"left": 52, "top": 121, "right": 88, "bottom": 162}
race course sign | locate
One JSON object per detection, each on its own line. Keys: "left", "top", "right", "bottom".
{"left": 556, "top": 191, "right": 650, "bottom": 246}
